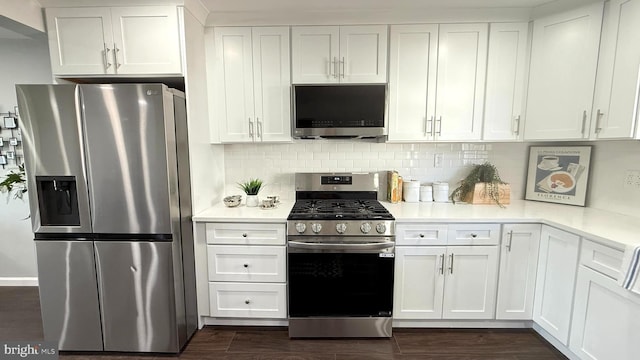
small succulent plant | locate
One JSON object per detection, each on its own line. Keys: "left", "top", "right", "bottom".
{"left": 237, "top": 178, "right": 264, "bottom": 195}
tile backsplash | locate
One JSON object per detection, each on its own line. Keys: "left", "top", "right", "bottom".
{"left": 224, "top": 141, "right": 519, "bottom": 201}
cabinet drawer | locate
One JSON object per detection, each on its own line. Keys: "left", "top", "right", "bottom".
{"left": 206, "top": 223, "right": 286, "bottom": 245}
{"left": 448, "top": 224, "right": 500, "bottom": 245}
{"left": 396, "top": 224, "right": 448, "bottom": 245}
{"left": 207, "top": 245, "right": 286, "bottom": 282}
{"left": 580, "top": 239, "right": 624, "bottom": 281}
{"left": 209, "top": 282, "right": 286, "bottom": 319}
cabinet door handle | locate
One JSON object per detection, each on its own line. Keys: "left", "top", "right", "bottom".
{"left": 242, "top": 233, "right": 248, "bottom": 238}
{"left": 257, "top": 117, "right": 263, "bottom": 140}
{"left": 513, "top": 115, "right": 521, "bottom": 135}
{"left": 245, "top": 299, "right": 251, "bottom": 304}
{"left": 248, "top": 118, "right": 254, "bottom": 140}
{"left": 439, "top": 254, "right": 445, "bottom": 275}
{"left": 581, "top": 110, "right": 587, "bottom": 135}
{"left": 327, "top": 58, "right": 332, "bottom": 78}
{"left": 333, "top": 57, "right": 339, "bottom": 79}
{"left": 419, "top": 233, "right": 425, "bottom": 238}
{"left": 595, "top": 109, "right": 604, "bottom": 134}
{"left": 114, "top": 43, "right": 121, "bottom": 69}
{"left": 103, "top": 44, "right": 112, "bottom": 69}
{"left": 340, "top": 56, "right": 345, "bottom": 78}
{"left": 634, "top": 64, "right": 640, "bottom": 125}
{"left": 243, "top": 263, "right": 249, "bottom": 268}
{"left": 449, "top": 253, "right": 454, "bottom": 274}
{"left": 470, "top": 233, "right": 477, "bottom": 238}
{"left": 436, "top": 116, "right": 443, "bottom": 136}
{"left": 506, "top": 230, "right": 513, "bottom": 252}
{"left": 426, "top": 116, "right": 434, "bottom": 135}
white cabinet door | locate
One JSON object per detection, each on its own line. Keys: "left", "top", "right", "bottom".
{"left": 213, "top": 27, "right": 255, "bottom": 143}
{"left": 435, "top": 24, "right": 488, "bottom": 141}
{"left": 533, "top": 226, "right": 580, "bottom": 345}
{"left": 442, "top": 246, "right": 499, "bottom": 319}
{"left": 251, "top": 27, "right": 291, "bottom": 143}
{"left": 591, "top": 0, "right": 640, "bottom": 139}
{"left": 110, "top": 7, "right": 182, "bottom": 75}
{"left": 483, "top": 23, "right": 529, "bottom": 141}
{"left": 496, "top": 224, "right": 541, "bottom": 320}
{"left": 569, "top": 266, "right": 640, "bottom": 360}
{"left": 387, "top": 25, "right": 439, "bottom": 142}
{"left": 339, "top": 25, "right": 388, "bottom": 83}
{"left": 46, "top": 7, "right": 114, "bottom": 75}
{"left": 291, "top": 26, "right": 340, "bottom": 83}
{"left": 209, "top": 282, "right": 287, "bottom": 318}
{"left": 393, "top": 246, "right": 446, "bottom": 319}
{"left": 525, "top": 2, "right": 604, "bottom": 140}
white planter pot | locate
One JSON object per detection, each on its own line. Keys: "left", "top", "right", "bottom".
{"left": 246, "top": 195, "right": 259, "bottom": 207}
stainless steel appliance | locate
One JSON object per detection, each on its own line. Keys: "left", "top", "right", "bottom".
{"left": 292, "top": 84, "right": 387, "bottom": 139}
{"left": 287, "top": 173, "right": 395, "bottom": 338}
{"left": 16, "top": 84, "right": 197, "bottom": 353}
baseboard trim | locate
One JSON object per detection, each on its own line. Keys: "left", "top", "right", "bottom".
{"left": 532, "top": 323, "right": 581, "bottom": 360}
{"left": 0, "top": 277, "right": 39, "bottom": 286}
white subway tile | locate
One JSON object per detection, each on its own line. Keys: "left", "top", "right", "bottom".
{"left": 330, "top": 152, "right": 346, "bottom": 160}
{"left": 321, "top": 159, "right": 338, "bottom": 168}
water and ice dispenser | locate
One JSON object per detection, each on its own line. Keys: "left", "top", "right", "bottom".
{"left": 35, "top": 176, "right": 80, "bottom": 226}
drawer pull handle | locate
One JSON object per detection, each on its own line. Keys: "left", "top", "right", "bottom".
{"left": 470, "top": 233, "right": 477, "bottom": 238}
{"left": 242, "top": 233, "right": 248, "bottom": 238}
{"left": 419, "top": 234, "right": 425, "bottom": 238}
{"left": 243, "top": 263, "right": 249, "bottom": 268}
{"left": 245, "top": 299, "right": 251, "bottom": 305}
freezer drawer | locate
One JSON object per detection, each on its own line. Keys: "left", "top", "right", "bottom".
{"left": 35, "top": 241, "right": 103, "bottom": 351}
{"left": 94, "top": 241, "right": 181, "bottom": 353}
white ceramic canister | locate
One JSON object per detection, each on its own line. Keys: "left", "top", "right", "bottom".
{"left": 402, "top": 180, "right": 420, "bottom": 203}
{"left": 420, "top": 184, "right": 433, "bottom": 202}
{"left": 432, "top": 182, "right": 449, "bottom": 202}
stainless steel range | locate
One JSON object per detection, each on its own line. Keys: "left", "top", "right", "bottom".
{"left": 287, "top": 173, "right": 395, "bottom": 338}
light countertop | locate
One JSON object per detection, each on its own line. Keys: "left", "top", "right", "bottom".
{"left": 193, "top": 199, "right": 640, "bottom": 250}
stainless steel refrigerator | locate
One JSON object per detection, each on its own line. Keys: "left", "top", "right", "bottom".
{"left": 15, "top": 84, "right": 197, "bottom": 353}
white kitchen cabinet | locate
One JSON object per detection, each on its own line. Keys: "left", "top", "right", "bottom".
{"left": 569, "top": 265, "right": 640, "bottom": 360}
{"left": 496, "top": 224, "right": 541, "bottom": 320}
{"left": 483, "top": 23, "right": 530, "bottom": 141}
{"left": 394, "top": 223, "right": 499, "bottom": 320}
{"left": 590, "top": 0, "right": 640, "bottom": 139}
{"left": 533, "top": 226, "right": 580, "bottom": 345}
{"left": 46, "top": 6, "right": 182, "bottom": 76}
{"left": 524, "top": 2, "right": 604, "bottom": 140}
{"left": 387, "top": 25, "right": 439, "bottom": 142}
{"left": 205, "top": 221, "right": 287, "bottom": 320}
{"left": 213, "top": 27, "right": 291, "bottom": 143}
{"left": 291, "top": 25, "right": 387, "bottom": 84}
{"left": 388, "top": 23, "right": 487, "bottom": 142}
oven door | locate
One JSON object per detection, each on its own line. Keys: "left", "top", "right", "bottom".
{"left": 287, "top": 237, "right": 394, "bottom": 318}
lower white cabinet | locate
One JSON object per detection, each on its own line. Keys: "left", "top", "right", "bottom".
{"left": 533, "top": 226, "right": 580, "bottom": 345}
{"left": 209, "top": 282, "right": 286, "bottom": 318}
{"left": 394, "top": 245, "right": 499, "bottom": 320}
{"left": 205, "top": 222, "right": 287, "bottom": 319}
{"left": 569, "top": 265, "right": 640, "bottom": 360}
{"left": 496, "top": 224, "right": 541, "bottom": 320}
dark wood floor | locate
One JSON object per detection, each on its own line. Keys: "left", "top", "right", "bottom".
{"left": 1, "top": 286, "right": 567, "bottom": 359}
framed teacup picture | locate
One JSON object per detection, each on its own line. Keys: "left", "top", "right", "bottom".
{"left": 525, "top": 146, "right": 592, "bottom": 206}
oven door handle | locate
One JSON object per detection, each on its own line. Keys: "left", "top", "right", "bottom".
{"left": 288, "top": 241, "right": 394, "bottom": 252}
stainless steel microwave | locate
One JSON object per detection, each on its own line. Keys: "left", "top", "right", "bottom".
{"left": 292, "top": 84, "right": 387, "bottom": 139}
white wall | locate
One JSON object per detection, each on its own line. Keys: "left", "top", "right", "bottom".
{"left": 0, "top": 37, "right": 52, "bottom": 279}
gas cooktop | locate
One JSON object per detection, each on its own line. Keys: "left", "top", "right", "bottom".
{"left": 288, "top": 199, "right": 394, "bottom": 221}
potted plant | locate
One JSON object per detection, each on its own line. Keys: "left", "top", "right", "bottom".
{"left": 449, "top": 162, "right": 510, "bottom": 207}
{"left": 0, "top": 164, "right": 27, "bottom": 200}
{"left": 238, "top": 178, "right": 263, "bottom": 207}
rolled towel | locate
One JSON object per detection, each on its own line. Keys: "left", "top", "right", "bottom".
{"left": 618, "top": 244, "right": 640, "bottom": 295}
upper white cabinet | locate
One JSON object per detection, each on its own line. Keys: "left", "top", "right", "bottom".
{"left": 533, "top": 226, "right": 580, "bottom": 345}
{"left": 291, "top": 25, "right": 388, "bottom": 84}
{"left": 496, "top": 224, "right": 541, "bottom": 320}
{"left": 46, "top": 7, "right": 182, "bottom": 76}
{"left": 212, "top": 27, "right": 291, "bottom": 143}
{"left": 524, "top": 2, "right": 604, "bottom": 140}
{"left": 590, "top": 0, "right": 640, "bottom": 139}
{"left": 483, "top": 23, "right": 530, "bottom": 141}
{"left": 387, "top": 24, "right": 487, "bottom": 142}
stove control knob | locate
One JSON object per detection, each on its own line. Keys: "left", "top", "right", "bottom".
{"left": 311, "top": 223, "right": 322, "bottom": 234}
{"left": 360, "top": 222, "right": 372, "bottom": 234}
{"left": 376, "top": 223, "right": 387, "bottom": 234}
{"left": 336, "top": 223, "right": 347, "bottom": 234}
{"left": 295, "top": 223, "right": 307, "bottom": 234}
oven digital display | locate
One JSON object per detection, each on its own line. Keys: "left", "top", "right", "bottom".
{"left": 321, "top": 176, "right": 352, "bottom": 185}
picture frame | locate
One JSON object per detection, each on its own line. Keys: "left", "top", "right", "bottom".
{"left": 6, "top": 151, "right": 15, "bottom": 160}
{"left": 525, "top": 146, "right": 592, "bottom": 206}
{"left": 9, "top": 137, "right": 18, "bottom": 146}
{"left": 3, "top": 116, "right": 17, "bottom": 129}
{"left": 0, "top": 155, "right": 6, "bottom": 165}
